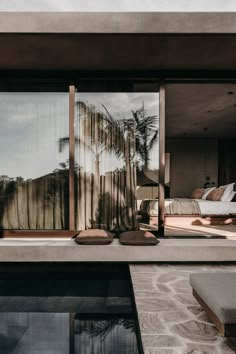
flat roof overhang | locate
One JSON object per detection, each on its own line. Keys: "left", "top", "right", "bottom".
{"left": 0, "top": 12, "right": 236, "bottom": 72}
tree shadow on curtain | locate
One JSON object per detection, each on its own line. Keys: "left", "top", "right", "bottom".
{"left": 0, "top": 179, "right": 16, "bottom": 233}
{"left": 72, "top": 100, "right": 158, "bottom": 232}
{"left": 0, "top": 168, "right": 69, "bottom": 233}
{"left": 90, "top": 175, "right": 138, "bottom": 232}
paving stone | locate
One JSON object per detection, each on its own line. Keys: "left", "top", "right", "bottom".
{"left": 187, "top": 306, "right": 204, "bottom": 316}
{"left": 172, "top": 320, "right": 218, "bottom": 342}
{"left": 171, "top": 286, "right": 192, "bottom": 294}
{"left": 136, "top": 298, "right": 178, "bottom": 312}
{"left": 174, "top": 294, "right": 199, "bottom": 306}
{"left": 133, "top": 283, "right": 157, "bottom": 291}
{"left": 135, "top": 290, "right": 169, "bottom": 298}
{"left": 173, "top": 279, "right": 190, "bottom": 287}
{"left": 132, "top": 273, "right": 156, "bottom": 280}
{"left": 184, "top": 342, "right": 219, "bottom": 354}
{"left": 132, "top": 278, "right": 154, "bottom": 285}
{"left": 155, "top": 284, "right": 172, "bottom": 293}
{"left": 162, "top": 311, "right": 190, "bottom": 323}
{"left": 171, "top": 279, "right": 191, "bottom": 289}
{"left": 130, "top": 265, "right": 236, "bottom": 354}
{"left": 156, "top": 272, "right": 180, "bottom": 283}
{"left": 130, "top": 265, "right": 159, "bottom": 272}
{"left": 144, "top": 349, "right": 178, "bottom": 354}
{"left": 196, "top": 311, "right": 213, "bottom": 324}
{"left": 138, "top": 313, "right": 167, "bottom": 334}
{"left": 142, "top": 334, "right": 182, "bottom": 348}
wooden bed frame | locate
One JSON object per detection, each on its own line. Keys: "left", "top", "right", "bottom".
{"left": 149, "top": 214, "right": 236, "bottom": 227}
{"left": 193, "top": 289, "right": 236, "bottom": 337}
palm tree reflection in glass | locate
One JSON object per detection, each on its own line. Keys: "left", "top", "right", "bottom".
{"left": 59, "top": 99, "right": 158, "bottom": 231}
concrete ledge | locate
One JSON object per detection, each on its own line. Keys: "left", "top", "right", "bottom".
{"left": 0, "top": 239, "right": 236, "bottom": 262}
{"left": 1, "top": 12, "right": 236, "bottom": 34}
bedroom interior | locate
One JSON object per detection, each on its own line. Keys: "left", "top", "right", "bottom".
{"left": 138, "top": 82, "right": 236, "bottom": 237}
{"left": 163, "top": 83, "right": 236, "bottom": 237}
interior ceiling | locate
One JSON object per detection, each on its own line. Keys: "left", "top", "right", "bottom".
{"left": 166, "top": 83, "right": 236, "bottom": 139}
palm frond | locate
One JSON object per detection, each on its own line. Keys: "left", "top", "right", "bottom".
{"left": 77, "top": 318, "right": 136, "bottom": 341}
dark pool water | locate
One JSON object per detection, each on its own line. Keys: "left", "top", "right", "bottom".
{"left": 0, "top": 264, "right": 141, "bottom": 354}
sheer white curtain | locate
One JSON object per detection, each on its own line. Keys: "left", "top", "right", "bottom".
{"left": 0, "top": 92, "right": 69, "bottom": 229}
{"left": 75, "top": 100, "right": 138, "bottom": 231}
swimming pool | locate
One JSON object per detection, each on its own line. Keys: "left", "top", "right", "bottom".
{"left": 0, "top": 263, "right": 142, "bottom": 354}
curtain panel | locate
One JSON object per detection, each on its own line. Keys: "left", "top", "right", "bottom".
{"left": 75, "top": 101, "right": 137, "bottom": 231}
{"left": 0, "top": 172, "right": 68, "bottom": 229}
{"left": 0, "top": 92, "right": 69, "bottom": 230}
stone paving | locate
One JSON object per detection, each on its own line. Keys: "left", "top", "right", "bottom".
{"left": 129, "top": 264, "right": 236, "bottom": 354}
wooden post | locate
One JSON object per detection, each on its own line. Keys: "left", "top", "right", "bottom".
{"left": 159, "top": 83, "right": 165, "bottom": 236}
{"left": 69, "top": 85, "right": 75, "bottom": 231}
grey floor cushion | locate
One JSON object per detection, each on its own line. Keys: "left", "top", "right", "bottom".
{"left": 74, "top": 229, "right": 114, "bottom": 245}
{"left": 190, "top": 272, "right": 236, "bottom": 336}
{"left": 119, "top": 230, "right": 159, "bottom": 245}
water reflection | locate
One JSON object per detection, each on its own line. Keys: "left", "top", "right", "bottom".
{"left": 75, "top": 316, "right": 139, "bottom": 354}
{"left": 0, "top": 267, "right": 140, "bottom": 354}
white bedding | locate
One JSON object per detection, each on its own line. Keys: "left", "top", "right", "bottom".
{"left": 147, "top": 198, "right": 236, "bottom": 216}
{"left": 196, "top": 199, "right": 236, "bottom": 215}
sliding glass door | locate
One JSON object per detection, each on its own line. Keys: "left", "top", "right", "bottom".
{"left": 0, "top": 92, "right": 69, "bottom": 230}
{"left": 74, "top": 90, "right": 160, "bottom": 232}
{"left": 0, "top": 81, "right": 160, "bottom": 235}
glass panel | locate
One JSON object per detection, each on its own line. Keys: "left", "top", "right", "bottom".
{"left": 75, "top": 92, "right": 159, "bottom": 231}
{"left": 165, "top": 83, "right": 236, "bottom": 237}
{"left": 0, "top": 92, "right": 69, "bottom": 229}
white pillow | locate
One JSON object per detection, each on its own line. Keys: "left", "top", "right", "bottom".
{"left": 202, "top": 187, "right": 216, "bottom": 200}
{"left": 220, "top": 182, "right": 235, "bottom": 202}
{"left": 226, "top": 191, "right": 236, "bottom": 202}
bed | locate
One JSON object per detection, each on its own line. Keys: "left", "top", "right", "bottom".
{"left": 147, "top": 198, "right": 236, "bottom": 216}
{"left": 139, "top": 198, "right": 236, "bottom": 226}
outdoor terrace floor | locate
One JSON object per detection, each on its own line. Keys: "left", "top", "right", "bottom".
{"left": 130, "top": 264, "right": 236, "bottom": 354}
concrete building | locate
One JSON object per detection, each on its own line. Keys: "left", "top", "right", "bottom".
{"left": 0, "top": 11, "right": 236, "bottom": 354}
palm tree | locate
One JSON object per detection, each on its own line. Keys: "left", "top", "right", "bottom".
{"left": 59, "top": 101, "right": 127, "bottom": 187}
{"left": 132, "top": 102, "right": 158, "bottom": 169}
{"left": 58, "top": 100, "right": 157, "bottom": 230}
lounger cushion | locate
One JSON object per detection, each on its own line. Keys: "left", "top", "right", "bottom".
{"left": 119, "top": 230, "right": 159, "bottom": 245}
{"left": 190, "top": 272, "right": 236, "bottom": 324}
{"left": 74, "top": 229, "right": 114, "bottom": 245}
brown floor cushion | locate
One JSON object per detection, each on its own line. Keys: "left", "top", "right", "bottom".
{"left": 119, "top": 230, "right": 159, "bottom": 245}
{"left": 74, "top": 229, "right": 114, "bottom": 245}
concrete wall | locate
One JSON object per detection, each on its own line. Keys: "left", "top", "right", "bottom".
{"left": 1, "top": 13, "right": 236, "bottom": 71}
{"left": 166, "top": 138, "right": 218, "bottom": 198}
{"left": 1, "top": 12, "right": 236, "bottom": 33}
